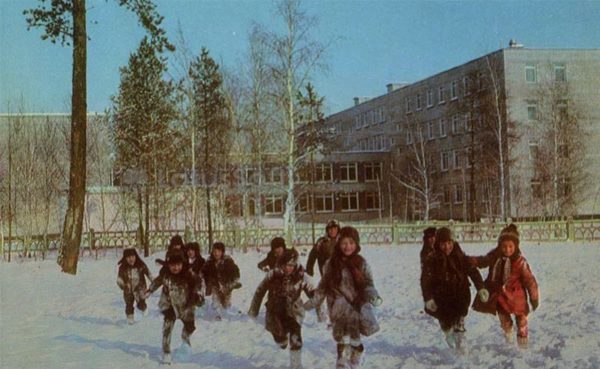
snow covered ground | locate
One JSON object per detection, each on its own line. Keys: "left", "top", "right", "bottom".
{"left": 1, "top": 242, "right": 600, "bottom": 369}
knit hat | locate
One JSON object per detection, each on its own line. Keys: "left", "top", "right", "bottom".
{"left": 326, "top": 219, "right": 340, "bottom": 231}
{"left": 337, "top": 226, "right": 361, "bottom": 253}
{"left": 498, "top": 223, "right": 520, "bottom": 248}
{"left": 435, "top": 227, "right": 453, "bottom": 244}
{"left": 423, "top": 227, "right": 436, "bottom": 239}
{"left": 211, "top": 242, "right": 225, "bottom": 253}
{"left": 169, "top": 235, "right": 184, "bottom": 248}
{"left": 270, "top": 237, "right": 286, "bottom": 251}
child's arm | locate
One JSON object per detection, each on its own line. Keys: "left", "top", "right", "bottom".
{"left": 116, "top": 266, "right": 127, "bottom": 291}
{"left": 257, "top": 253, "right": 272, "bottom": 271}
{"left": 469, "top": 248, "right": 499, "bottom": 268}
{"left": 465, "top": 254, "right": 485, "bottom": 290}
{"left": 420, "top": 257, "right": 435, "bottom": 303}
{"left": 143, "top": 264, "right": 154, "bottom": 284}
{"left": 305, "top": 243, "right": 319, "bottom": 277}
{"left": 145, "top": 274, "right": 164, "bottom": 298}
{"left": 304, "top": 262, "right": 330, "bottom": 310}
{"left": 521, "top": 260, "right": 540, "bottom": 310}
{"left": 248, "top": 272, "right": 271, "bottom": 317}
{"left": 362, "top": 261, "right": 382, "bottom": 306}
{"left": 302, "top": 273, "right": 316, "bottom": 299}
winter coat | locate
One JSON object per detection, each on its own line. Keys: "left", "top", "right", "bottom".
{"left": 308, "top": 258, "right": 381, "bottom": 337}
{"left": 117, "top": 263, "right": 153, "bottom": 295}
{"left": 420, "top": 242, "right": 484, "bottom": 321}
{"left": 473, "top": 250, "right": 539, "bottom": 315}
{"left": 419, "top": 242, "right": 435, "bottom": 270}
{"left": 306, "top": 235, "right": 338, "bottom": 276}
{"left": 257, "top": 251, "right": 282, "bottom": 272}
{"left": 147, "top": 269, "right": 200, "bottom": 321}
{"left": 202, "top": 255, "right": 241, "bottom": 296}
{"left": 248, "top": 266, "right": 314, "bottom": 336}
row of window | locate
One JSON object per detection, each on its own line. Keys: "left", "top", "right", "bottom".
{"left": 260, "top": 192, "right": 382, "bottom": 214}
{"left": 354, "top": 107, "right": 386, "bottom": 130}
{"left": 404, "top": 113, "right": 475, "bottom": 144}
{"left": 357, "top": 135, "right": 392, "bottom": 152}
{"left": 441, "top": 184, "right": 492, "bottom": 205}
{"left": 406, "top": 76, "right": 482, "bottom": 114}
{"left": 526, "top": 100, "right": 568, "bottom": 121}
{"left": 244, "top": 162, "right": 384, "bottom": 184}
{"left": 525, "top": 63, "right": 567, "bottom": 83}
{"left": 440, "top": 148, "right": 473, "bottom": 171}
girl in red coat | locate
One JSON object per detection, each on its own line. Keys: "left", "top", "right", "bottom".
{"left": 471, "top": 224, "right": 540, "bottom": 348}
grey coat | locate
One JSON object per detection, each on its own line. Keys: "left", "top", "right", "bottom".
{"left": 147, "top": 271, "right": 199, "bottom": 321}
{"left": 307, "top": 259, "right": 381, "bottom": 338}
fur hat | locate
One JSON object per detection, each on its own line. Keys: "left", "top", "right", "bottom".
{"left": 270, "top": 237, "right": 286, "bottom": 251}
{"left": 167, "top": 253, "right": 184, "bottom": 265}
{"left": 169, "top": 235, "right": 184, "bottom": 248}
{"left": 423, "top": 227, "right": 436, "bottom": 239}
{"left": 211, "top": 242, "right": 225, "bottom": 253}
{"left": 326, "top": 219, "right": 340, "bottom": 231}
{"left": 280, "top": 248, "right": 299, "bottom": 266}
{"left": 435, "top": 227, "right": 453, "bottom": 244}
{"left": 123, "top": 247, "right": 138, "bottom": 258}
{"left": 337, "top": 226, "right": 361, "bottom": 253}
{"left": 498, "top": 223, "right": 520, "bottom": 248}
{"left": 186, "top": 242, "right": 201, "bottom": 256}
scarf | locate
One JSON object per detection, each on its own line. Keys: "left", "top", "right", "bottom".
{"left": 491, "top": 256, "right": 511, "bottom": 285}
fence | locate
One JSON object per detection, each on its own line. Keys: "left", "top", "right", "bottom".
{"left": 2, "top": 219, "right": 600, "bottom": 260}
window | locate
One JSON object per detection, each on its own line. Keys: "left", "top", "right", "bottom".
{"left": 266, "top": 167, "right": 281, "bottom": 183}
{"left": 554, "top": 64, "right": 566, "bottom": 82}
{"left": 453, "top": 150, "right": 461, "bottom": 169}
{"left": 466, "top": 187, "right": 473, "bottom": 202}
{"left": 365, "top": 162, "right": 382, "bottom": 181}
{"left": 265, "top": 195, "right": 283, "bottom": 214}
{"left": 365, "top": 192, "right": 381, "bottom": 210}
{"left": 463, "top": 76, "right": 470, "bottom": 96}
{"left": 405, "top": 97, "right": 411, "bottom": 113}
{"left": 559, "top": 177, "right": 571, "bottom": 197}
{"left": 558, "top": 101, "right": 568, "bottom": 122}
{"left": 245, "top": 168, "right": 257, "bottom": 185}
{"left": 444, "top": 187, "right": 451, "bottom": 204}
{"left": 315, "top": 193, "right": 334, "bottom": 212}
{"left": 416, "top": 94, "right": 422, "bottom": 110}
{"left": 441, "top": 152, "right": 449, "bottom": 171}
{"left": 379, "top": 107, "right": 385, "bottom": 123}
{"left": 247, "top": 197, "right": 256, "bottom": 216}
{"left": 529, "top": 141, "right": 539, "bottom": 160}
{"left": 559, "top": 144, "right": 569, "bottom": 158}
{"left": 465, "top": 148, "right": 472, "bottom": 168}
{"left": 454, "top": 184, "right": 463, "bottom": 204}
{"left": 439, "top": 118, "right": 447, "bottom": 137}
{"left": 452, "top": 114, "right": 461, "bottom": 134}
{"left": 527, "top": 102, "right": 538, "bottom": 120}
{"left": 525, "top": 63, "right": 537, "bottom": 83}
{"left": 478, "top": 72, "right": 485, "bottom": 90}
{"left": 354, "top": 115, "right": 360, "bottom": 131}
{"left": 406, "top": 129, "right": 413, "bottom": 145}
{"left": 451, "top": 81, "right": 458, "bottom": 100}
{"left": 427, "top": 89, "right": 433, "bottom": 107}
{"left": 315, "top": 163, "right": 332, "bottom": 182}
{"left": 531, "top": 181, "right": 542, "bottom": 199}
{"left": 296, "top": 195, "right": 310, "bottom": 213}
{"left": 438, "top": 86, "right": 446, "bottom": 104}
{"left": 340, "top": 163, "right": 357, "bottom": 182}
{"left": 362, "top": 112, "right": 369, "bottom": 128}
{"left": 464, "top": 113, "right": 473, "bottom": 132}
{"left": 428, "top": 121, "right": 435, "bottom": 140}
{"left": 339, "top": 192, "right": 359, "bottom": 212}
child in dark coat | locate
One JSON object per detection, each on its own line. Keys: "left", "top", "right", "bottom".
{"left": 202, "top": 242, "right": 241, "bottom": 320}
{"left": 257, "top": 237, "right": 286, "bottom": 272}
{"left": 144, "top": 254, "right": 201, "bottom": 364}
{"left": 420, "top": 227, "right": 487, "bottom": 352}
{"left": 470, "top": 224, "right": 540, "bottom": 348}
{"left": 305, "top": 226, "right": 382, "bottom": 369}
{"left": 306, "top": 219, "right": 340, "bottom": 277}
{"left": 117, "top": 248, "right": 153, "bottom": 324}
{"left": 249, "top": 248, "right": 314, "bottom": 369}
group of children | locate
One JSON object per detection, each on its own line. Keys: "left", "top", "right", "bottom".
{"left": 116, "top": 220, "right": 540, "bottom": 368}
{"left": 419, "top": 224, "right": 540, "bottom": 353}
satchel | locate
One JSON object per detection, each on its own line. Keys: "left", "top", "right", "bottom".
{"left": 359, "top": 303, "right": 380, "bottom": 336}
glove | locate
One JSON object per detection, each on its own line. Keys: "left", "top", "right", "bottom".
{"left": 478, "top": 289, "right": 490, "bottom": 303}
{"left": 531, "top": 299, "right": 539, "bottom": 311}
{"left": 196, "top": 293, "right": 205, "bottom": 307}
{"left": 231, "top": 281, "right": 242, "bottom": 290}
{"left": 467, "top": 256, "right": 479, "bottom": 267}
{"left": 425, "top": 299, "right": 438, "bottom": 312}
{"left": 370, "top": 296, "right": 383, "bottom": 307}
{"left": 248, "top": 309, "right": 258, "bottom": 318}
{"left": 141, "top": 290, "right": 151, "bottom": 300}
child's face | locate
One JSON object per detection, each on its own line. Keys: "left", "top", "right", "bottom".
{"left": 212, "top": 249, "right": 223, "bottom": 260}
{"left": 187, "top": 248, "right": 196, "bottom": 259}
{"left": 283, "top": 263, "right": 295, "bottom": 275}
{"left": 439, "top": 240, "right": 454, "bottom": 256}
{"left": 126, "top": 255, "right": 136, "bottom": 266}
{"left": 501, "top": 240, "right": 516, "bottom": 257}
{"left": 340, "top": 237, "right": 357, "bottom": 257}
{"left": 327, "top": 227, "right": 339, "bottom": 238}
{"left": 273, "top": 247, "right": 284, "bottom": 258}
{"left": 168, "top": 262, "right": 183, "bottom": 274}
{"left": 425, "top": 236, "right": 436, "bottom": 248}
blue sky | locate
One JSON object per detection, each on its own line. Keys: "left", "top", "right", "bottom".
{"left": 1, "top": 0, "right": 599, "bottom": 115}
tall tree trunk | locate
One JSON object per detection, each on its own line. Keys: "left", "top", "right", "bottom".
{"left": 204, "top": 124, "right": 213, "bottom": 246}
{"left": 58, "top": 0, "right": 86, "bottom": 274}
{"left": 7, "top": 118, "right": 12, "bottom": 262}
{"left": 144, "top": 188, "right": 150, "bottom": 256}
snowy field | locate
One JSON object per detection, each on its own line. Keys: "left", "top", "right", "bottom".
{"left": 2, "top": 242, "right": 600, "bottom": 369}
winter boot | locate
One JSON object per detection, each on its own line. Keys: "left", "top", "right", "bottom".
{"left": 336, "top": 344, "right": 348, "bottom": 369}
{"left": 142, "top": 308, "right": 149, "bottom": 317}
{"left": 127, "top": 314, "right": 135, "bottom": 325}
{"left": 503, "top": 329, "right": 514, "bottom": 344}
{"left": 289, "top": 349, "right": 302, "bottom": 369}
{"left": 443, "top": 329, "right": 456, "bottom": 349}
{"left": 348, "top": 344, "right": 364, "bottom": 368}
{"left": 517, "top": 336, "right": 528, "bottom": 349}
{"left": 454, "top": 331, "right": 467, "bottom": 354}
{"left": 162, "top": 352, "right": 172, "bottom": 365}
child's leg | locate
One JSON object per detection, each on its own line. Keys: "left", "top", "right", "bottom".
{"left": 221, "top": 290, "right": 232, "bottom": 309}
{"left": 288, "top": 320, "right": 303, "bottom": 369}
{"left": 162, "top": 308, "right": 176, "bottom": 354}
{"left": 124, "top": 292, "right": 135, "bottom": 316}
{"left": 181, "top": 319, "right": 196, "bottom": 346}
{"left": 134, "top": 292, "right": 147, "bottom": 313}
{"left": 497, "top": 310, "right": 514, "bottom": 342}
{"left": 515, "top": 314, "right": 529, "bottom": 348}
{"left": 334, "top": 333, "right": 349, "bottom": 369}
{"left": 349, "top": 334, "right": 364, "bottom": 367}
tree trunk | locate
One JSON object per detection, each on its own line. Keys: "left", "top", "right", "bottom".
{"left": 144, "top": 188, "right": 150, "bottom": 256}
{"left": 58, "top": 0, "right": 87, "bottom": 274}
{"left": 204, "top": 124, "right": 213, "bottom": 246}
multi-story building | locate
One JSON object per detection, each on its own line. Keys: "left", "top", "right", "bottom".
{"left": 320, "top": 41, "right": 600, "bottom": 221}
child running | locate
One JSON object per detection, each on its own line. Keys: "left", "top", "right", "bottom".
{"left": 202, "top": 242, "right": 241, "bottom": 320}
{"left": 304, "top": 226, "right": 382, "bottom": 369}
{"left": 470, "top": 224, "right": 540, "bottom": 348}
{"left": 249, "top": 248, "right": 314, "bottom": 369}
{"left": 257, "top": 237, "right": 286, "bottom": 272}
{"left": 116, "top": 247, "right": 153, "bottom": 324}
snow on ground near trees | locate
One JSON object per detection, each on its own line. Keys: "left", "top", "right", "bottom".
{"left": 2, "top": 242, "right": 600, "bottom": 369}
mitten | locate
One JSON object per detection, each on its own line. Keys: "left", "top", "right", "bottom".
{"left": 370, "top": 296, "right": 383, "bottom": 307}
{"left": 531, "top": 299, "right": 539, "bottom": 311}
{"left": 303, "top": 300, "right": 315, "bottom": 310}
{"left": 231, "top": 281, "right": 242, "bottom": 290}
{"left": 467, "top": 256, "right": 478, "bottom": 267}
{"left": 478, "top": 288, "right": 490, "bottom": 303}
{"left": 425, "top": 299, "right": 438, "bottom": 312}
